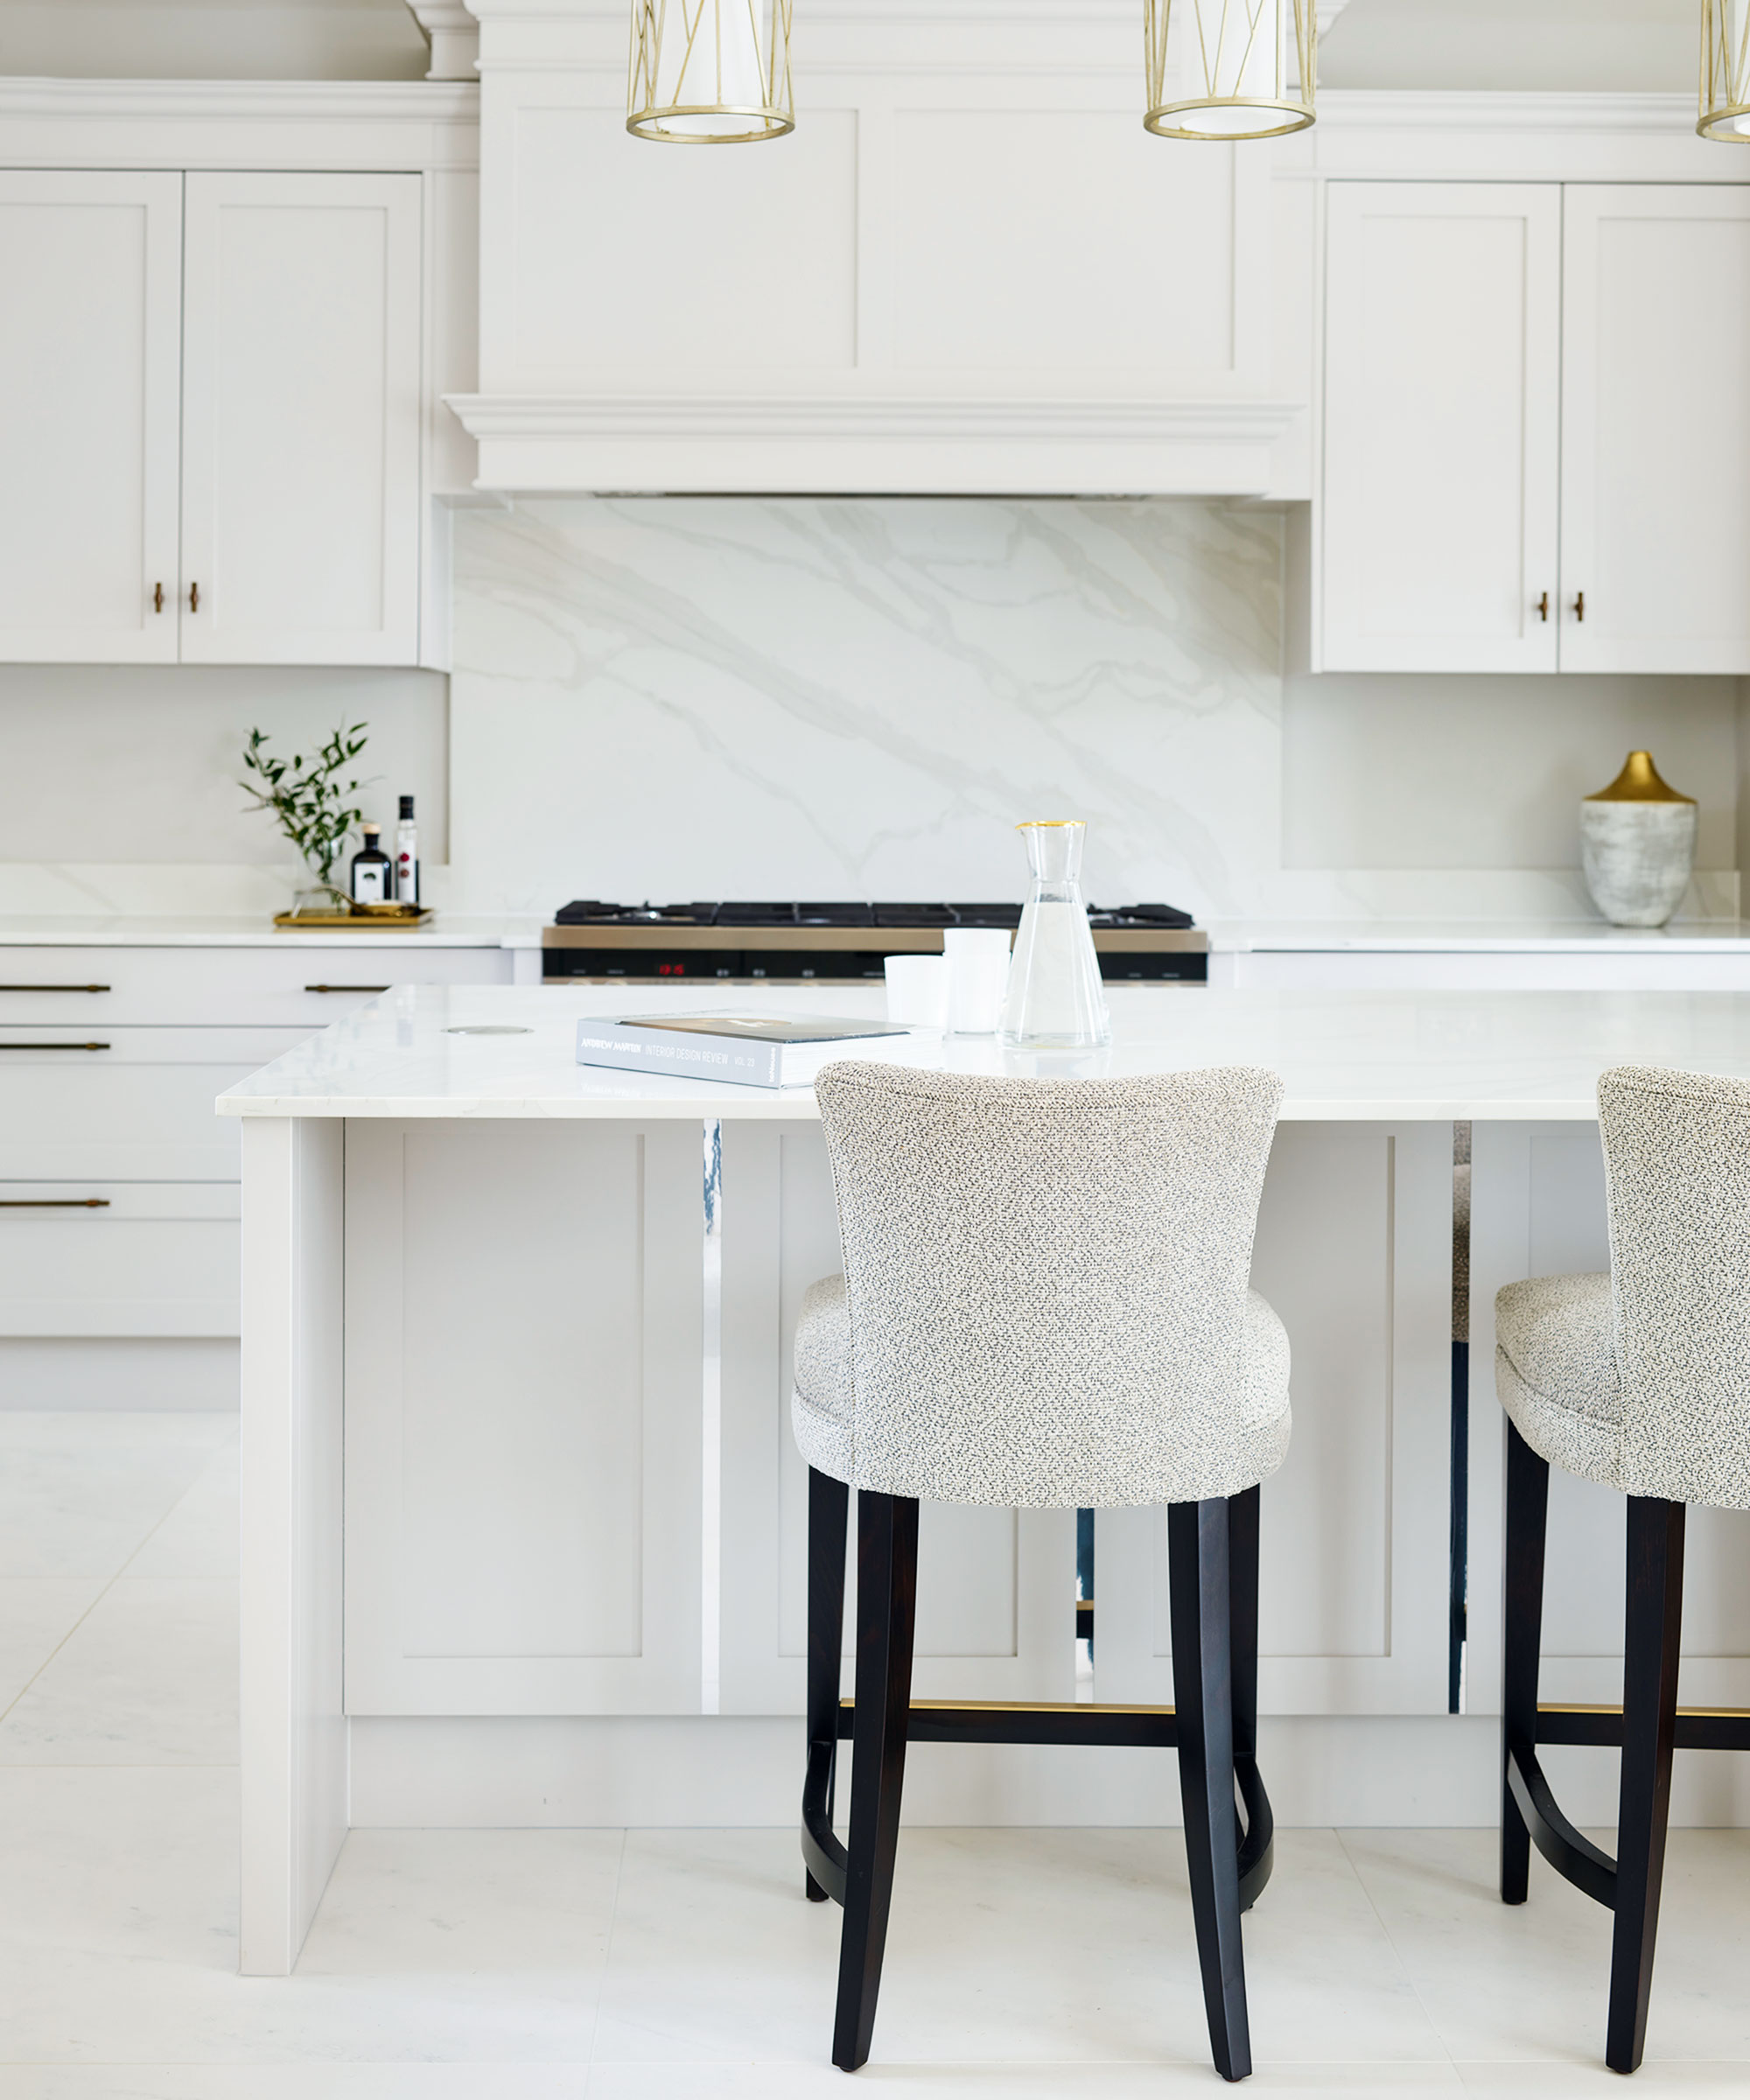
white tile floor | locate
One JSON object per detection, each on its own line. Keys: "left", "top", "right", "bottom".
{"left": 5, "top": 1412, "right": 1750, "bottom": 2096}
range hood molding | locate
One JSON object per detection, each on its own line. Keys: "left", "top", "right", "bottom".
{"left": 447, "top": 391, "right": 1306, "bottom": 497}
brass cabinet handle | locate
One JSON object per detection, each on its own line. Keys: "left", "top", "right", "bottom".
{"left": 1536, "top": 591, "right": 1549, "bottom": 622}
{"left": 1573, "top": 590, "right": 1586, "bottom": 622}
{"left": 0, "top": 1041, "right": 110, "bottom": 1052}
{"left": 0, "top": 1198, "right": 109, "bottom": 1208}
{"left": 0, "top": 984, "right": 108, "bottom": 994}
{"left": 189, "top": 581, "right": 200, "bottom": 612}
{"left": 151, "top": 582, "right": 164, "bottom": 614}
{"left": 305, "top": 984, "right": 390, "bottom": 994}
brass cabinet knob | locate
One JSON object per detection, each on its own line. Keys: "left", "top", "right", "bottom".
{"left": 189, "top": 581, "right": 200, "bottom": 613}
{"left": 151, "top": 582, "right": 164, "bottom": 614}
{"left": 1573, "top": 590, "right": 1586, "bottom": 622}
{"left": 1536, "top": 591, "right": 1549, "bottom": 622}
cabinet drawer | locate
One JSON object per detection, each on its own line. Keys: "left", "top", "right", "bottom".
{"left": 0, "top": 1183, "right": 239, "bottom": 1337}
{"left": 0, "top": 946, "right": 511, "bottom": 1027}
{"left": 0, "top": 1027, "right": 306, "bottom": 1180}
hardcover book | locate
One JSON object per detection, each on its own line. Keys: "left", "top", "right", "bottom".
{"left": 576, "top": 1013, "right": 910, "bottom": 1088}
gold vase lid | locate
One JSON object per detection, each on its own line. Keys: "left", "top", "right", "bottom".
{"left": 1585, "top": 751, "right": 1696, "bottom": 805}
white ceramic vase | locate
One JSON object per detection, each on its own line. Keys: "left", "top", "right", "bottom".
{"left": 1579, "top": 752, "right": 1698, "bottom": 929}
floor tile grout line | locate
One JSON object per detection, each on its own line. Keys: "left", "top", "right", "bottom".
{"left": 1334, "top": 1825, "right": 1465, "bottom": 2077}
{"left": 0, "top": 1439, "right": 225, "bottom": 1728}
{"left": 584, "top": 1824, "right": 631, "bottom": 2086}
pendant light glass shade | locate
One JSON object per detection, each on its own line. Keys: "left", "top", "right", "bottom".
{"left": 627, "top": 0, "right": 794, "bottom": 144}
{"left": 1144, "top": 0, "right": 1315, "bottom": 139}
{"left": 1700, "top": 0, "right": 1750, "bottom": 139}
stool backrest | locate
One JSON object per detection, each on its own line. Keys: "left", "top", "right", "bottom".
{"left": 1600, "top": 1064, "right": 1750, "bottom": 1506}
{"left": 811, "top": 1060, "right": 1283, "bottom": 1508}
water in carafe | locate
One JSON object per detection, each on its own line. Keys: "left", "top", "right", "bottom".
{"left": 998, "top": 820, "right": 1111, "bottom": 1050}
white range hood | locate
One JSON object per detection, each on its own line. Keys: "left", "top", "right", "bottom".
{"left": 442, "top": 0, "right": 1311, "bottom": 497}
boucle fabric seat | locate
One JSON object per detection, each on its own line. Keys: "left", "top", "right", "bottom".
{"left": 1495, "top": 1065, "right": 1750, "bottom": 2077}
{"left": 1494, "top": 1271, "right": 1622, "bottom": 1488}
{"left": 793, "top": 1273, "right": 1292, "bottom": 1501}
{"left": 794, "top": 1060, "right": 1290, "bottom": 2085}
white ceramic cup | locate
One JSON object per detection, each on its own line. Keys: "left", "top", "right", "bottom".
{"left": 943, "top": 928, "right": 1012, "bottom": 1034}
{"left": 884, "top": 953, "right": 948, "bottom": 1029}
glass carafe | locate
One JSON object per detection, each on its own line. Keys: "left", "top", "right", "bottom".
{"left": 999, "top": 820, "right": 1111, "bottom": 1049}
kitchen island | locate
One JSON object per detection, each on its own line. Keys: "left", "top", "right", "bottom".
{"left": 219, "top": 984, "right": 1750, "bottom": 1973}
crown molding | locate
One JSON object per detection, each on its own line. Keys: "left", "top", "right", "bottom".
{"left": 403, "top": 1, "right": 480, "bottom": 79}
{"left": 0, "top": 76, "right": 479, "bottom": 169}
{"left": 445, "top": 392, "right": 1303, "bottom": 497}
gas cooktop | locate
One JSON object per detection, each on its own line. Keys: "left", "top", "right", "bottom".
{"left": 542, "top": 898, "right": 1207, "bottom": 985}
{"left": 553, "top": 900, "right": 1194, "bottom": 930}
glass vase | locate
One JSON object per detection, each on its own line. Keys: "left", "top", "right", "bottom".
{"left": 998, "top": 820, "right": 1111, "bottom": 1050}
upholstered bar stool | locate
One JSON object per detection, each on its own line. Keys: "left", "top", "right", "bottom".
{"left": 1496, "top": 1064, "right": 1750, "bottom": 2075}
{"left": 791, "top": 1060, "right": 1292, "bottom": 2081}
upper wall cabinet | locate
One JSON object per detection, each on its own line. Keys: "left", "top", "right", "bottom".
{"left": 181, "top": 174, "right": 423, "bottom": 668}
{"left": 1320, "top": 178, "right": 1750, "bottom": 676}
{"left": 1321, "top": 184, "right": 1561, "bottom": 675}
{"left": 0, "top": 168, "right": 423, "bottom": 667}
{"left": 0, "top": 172, "right": 185, "bottom": 663}
{"left": 1559, "top": 186, "right": 1750, "bottom": 676}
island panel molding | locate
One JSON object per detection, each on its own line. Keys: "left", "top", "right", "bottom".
{"left": 343, "top": 1117, "right": 706, "bottom": 1717}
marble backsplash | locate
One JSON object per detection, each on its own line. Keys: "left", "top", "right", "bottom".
{"left": 446, "top": 496, "right": 1740, "bottom": 923}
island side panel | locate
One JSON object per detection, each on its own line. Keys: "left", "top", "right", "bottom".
{"left": 342, "top": 1118, "right": 704, "bottom": 1716}
{"left": 238, "top": 1114, "right": 346, "bottom": 1978}
{"left": 1095, "top": 1122, "right": 1452, "bottom": 1718}
{"left": 718, "top": 1118, "right": 1075, "bottom": 1716}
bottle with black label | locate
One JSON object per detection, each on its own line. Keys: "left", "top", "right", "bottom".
{"left": 395, "top": 794, "right": 419, "bottom": 905}
{"left": 350, "top": 822, "right": 393, "bottom": 906}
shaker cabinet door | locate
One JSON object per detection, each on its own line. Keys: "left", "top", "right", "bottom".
{"left": 1559, "top": 185, "right": 1750, "bottom": 675}
{"left": 0, "top": 171, "right": 183, "bottom": 663}
{"left": 179, "top": 172, "right": 423, "bottom": 667}
{"left": 1320, "top": 182, "right": 1561, "bottom": 674}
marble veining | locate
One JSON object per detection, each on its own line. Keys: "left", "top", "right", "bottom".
{"left": 450, "top": 498, "right": 1284, "bottom": 919}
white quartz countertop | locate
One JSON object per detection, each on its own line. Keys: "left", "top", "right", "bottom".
{"left": 214, "top": 982, "right": 1750, "bottom": 1123}
{"left": 4, "top": 912, "right": 1748, "bottom": 956}
{"left": 1204, "top": 918, "right": 1750, "bottom": 954}
{"left": 0, "top": 914, "right": 541, "bottom": 948}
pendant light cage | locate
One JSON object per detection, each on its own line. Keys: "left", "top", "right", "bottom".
{"left": 1144, "top": 0, "right": 1315, "bottom": 140}
{"left": 628, "top": 0, "right": 794, "bottom": 144}
{"left": 1700, "top": 0, "right": 1750, "bottom": 140}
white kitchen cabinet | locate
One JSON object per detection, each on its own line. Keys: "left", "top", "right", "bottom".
{"left": 1559, "top": 185, "right": 1750, "bottom": 676}
{"left": 0, "top": 172, "right": 183, "bottom": 663}
{"left": 1096, "top": 1123, "right": 1453, "bottom": 1717}
{"left": 1321, "top": 179, "right": 1750, "bottom": 676}
{"left": 180, "top": 172, "right": 424, "bottom": 666}
{"left": 1320, "top": 183, "right": 1562, "bottom": 675}
{"left": 343, "top": 1117, "right": 706, "bottom": 1716}
{"left": 0, "top": 170, "right": 424, "bottom": 668}
{"left": 718, "top": 1121, "right": 1076, "bottom": 1714}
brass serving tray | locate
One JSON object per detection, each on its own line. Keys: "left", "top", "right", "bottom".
{"left": 272, "top": 906, "right": 433, "bottom": 930}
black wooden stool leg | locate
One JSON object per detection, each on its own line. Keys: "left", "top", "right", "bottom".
{"left": 1169, "top": 1495, "right": 1251, "bottom": 2084}
{"left": 833, "top": 1489, "right": 919, "bottom": 2073}
{"left": 1606, "top": 1494, "right": 1685, "bottom": 2076}
{"left": 1502, "top": 1421, "right": 1550, "bottom": 1906}
{"left": 1228, "top": 1484, "right": 1273, "bottom": 1914}
{"left": 803, "top": 1467, "right": 850, "bottom": 1902}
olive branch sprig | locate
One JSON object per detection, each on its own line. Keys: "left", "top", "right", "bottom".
{"left": 241, "top": 723, "right": 374, "bottom": 906}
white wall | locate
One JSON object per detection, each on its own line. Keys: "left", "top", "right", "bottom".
{"left": 0, "top": 0, "right": 429, "bottom": 81}
{"left": 0, "top": 664, "right": 446, "bottom": 917}
{"left": 1321, "top": 0, "right": 1693, "bottom": 93}
{"left": 444, "top": 495, "right": 1740, "bottom": 924}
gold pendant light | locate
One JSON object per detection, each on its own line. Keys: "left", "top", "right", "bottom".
{"left": 1144, "top": 0, "right": 1315, "bottom": 139}
{"left": 1700, "top": 0, "right": 1750, "bottom": 140}
{"left": 627, "top": 0, "right": 794, "bottom": 144}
